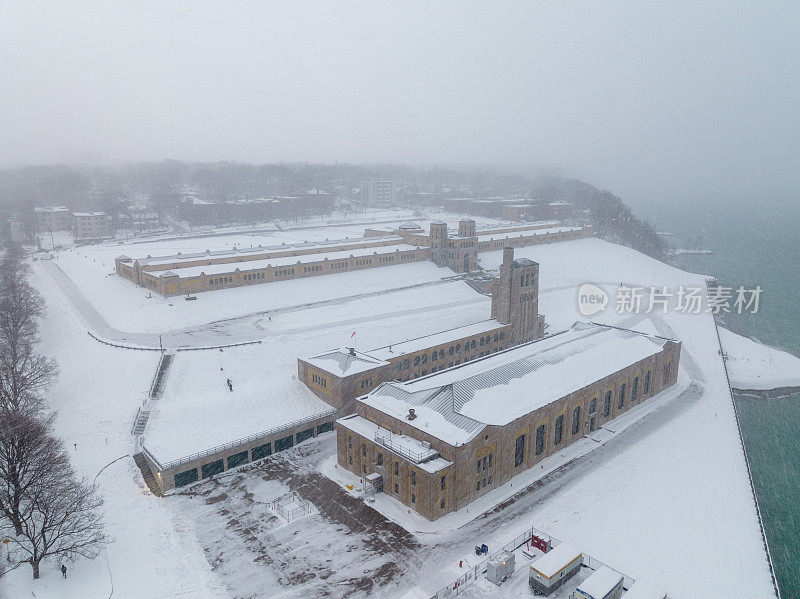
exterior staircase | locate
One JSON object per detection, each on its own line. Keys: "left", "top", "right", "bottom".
{"left": 131, "top": 351, "right": 175, "bottom": 437}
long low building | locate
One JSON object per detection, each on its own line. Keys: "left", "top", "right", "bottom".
{"left": 115, "top": 220, "right": 593, "bottom": 296}
{"left": 135, "top": 244, "right": 430, "bottom": 296}
{"left": 336, "top": 321, "right": 681, "bottom": 520}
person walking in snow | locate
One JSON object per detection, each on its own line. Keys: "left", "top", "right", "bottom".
{"left": 227, "top": 378, "right": 233, "bottom": 392}
{"left": 61, "top": 564, "right": 67, "bottom": 579}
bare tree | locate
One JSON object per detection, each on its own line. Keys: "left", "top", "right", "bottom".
{"left": 0, "top": 248, "right": 57, "bottom": 413}
{"left": 0, "top": 411, "right": 68, "bottom": 536}
{"left": 10, "top": 452, "right": 105, "bottom": 579}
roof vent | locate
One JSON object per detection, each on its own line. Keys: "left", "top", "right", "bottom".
{"left": 348, "top": 347, "right": 356, "bottom": 357}
{"left": 407, "top": 409, "right": 417, "bottom": 421}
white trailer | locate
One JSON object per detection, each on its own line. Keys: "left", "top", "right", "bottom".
{"left": 486, "top": 550, "right": 515, "bottom": 585}
{"left": 623, "top": 581, "right": 667, "bottom": 599}
{"left": 529, "top": 542, "right": 583, "bottom": 595}
{"left": 575, "top": 565, "right": 624, "bottom": 599}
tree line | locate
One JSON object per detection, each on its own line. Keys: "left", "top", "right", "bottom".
{"left": 0, "top": 247, "right": 104, "bottom": 580}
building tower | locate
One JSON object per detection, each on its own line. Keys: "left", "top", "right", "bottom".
{"left": 458, "top": 218, "right": 476, "bottom": 238}
{"left": 429, "top": 221, "right": 449, "bottom": 267}
{"left": 491, "top": 247, "right": 545, "bottom": 343}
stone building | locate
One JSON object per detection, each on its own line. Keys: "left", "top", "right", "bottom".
{"left": 336, "top": 322, "right": 681, "bottom": 520}
{"left": 490, "top": 247, "right": 545, "bottom": 343}
{"left": 430, "top": 219, "right": 477, "bottom": 272}
{"left": 299, "top": 247, "right": 545, "bottom": 412}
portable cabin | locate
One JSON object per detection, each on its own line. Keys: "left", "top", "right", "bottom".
{"left": 575, "top": 565, "right": 624, "bottom": 599}
{"left": 622, "top": 581, "right": 667, "bottom": 599}
{"left": 486, "top": 550, "right": 515, "bottom": 586}
{"left": 528, "top": 542, "right": 583, "bottom": 595}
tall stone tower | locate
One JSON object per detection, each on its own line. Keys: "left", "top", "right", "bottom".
{"left": 429, "top": 220, "right": 477, "bottom": 273}
{"left": 491, "top": 247, "right": 545, "bottom": 343}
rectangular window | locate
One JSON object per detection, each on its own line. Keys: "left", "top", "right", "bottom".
{"left": 411, "top": 471, "right": 416, "bottom": 486}
{"left": 554, "top": 415, "right": 564, "bottom": 445}
{"left": 394, "top": 462, "right": 399, "bottom": 476}
{"left": 618, "top": 383, "right": 626, "bottom": 409}
{"left": 411, "top": 493, "right": 416, "bottom": 504}
{"left": 488, "top": 453, "right": 492, "bottom": 468}
{"left": 572, "top": 406, "right": 581, "bottom": 435}
{"left": 441, "top": 475, "right": 446, "bottom": 491}
{"left": 201, "top": 459, "right": 224, "bottom": 479}
{"left": 514, "top": 434, "right": 526, "bottom": 467}
{"left": 174, "top": 468, "right": 198, "bottom": 488}
{"left": 275, "top": 434, "right": 294, "bottom": 452}
{"left": 316, "top": 422, "right": 334, "bottom": 435}
{"left": 394, "top": 483, "right": 399, "bottom": 494}
{"left": 227, "top": 451, "right": 249, "bottom": 469}
{"left": 535, "top": 425, "right": 545, "bottom": 455}
{"left": 603, "top": 391, "right": 611, "bottom": 417}
{"left": 251, "top": 442, "right": 272, "bottom": 460}
{"left": 296, "top": 428, "right": 314, "bottom": 444}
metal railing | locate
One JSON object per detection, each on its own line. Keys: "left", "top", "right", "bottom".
{"left": 374, "top": 428, "right": 438, "bottom": 464}
{"left": 148, "top": 408, "right": 338, "bottom": 471}
{"left": 271, "top": 492, "right": 312, "bottom": 523}
{"left": 712, "top": 316, "right": 782, "bottom": 599}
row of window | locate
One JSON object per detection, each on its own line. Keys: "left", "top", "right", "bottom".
{"left": 173, "top": 421, "right": 334, "bottom": 488}
{"left": 311, "top": 373, "right": 328, "bottom": 389}
{"left": 395, "top": 332, "right": 507, "bottom": 372}
{"left": 209, "top": 276, "right": 233, "bottom": 286}
{"left": 360, "top": 378, "right": 373, "bottom": 390}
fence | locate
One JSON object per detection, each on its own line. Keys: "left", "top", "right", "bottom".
{"left": 712, "top": 316, "right": 782, "bottom": 599}
{"left": 86, "top": 330, "right": 263, "bottom": 352}
{"left": 431, "top": 524, "right": 667, "bottom": 599}
{"left": 271, "top": 492, "right": 312, "bottom": 524}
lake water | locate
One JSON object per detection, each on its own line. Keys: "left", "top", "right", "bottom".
{"left": 638, "top": 200, "right": 799, "bottom": 598}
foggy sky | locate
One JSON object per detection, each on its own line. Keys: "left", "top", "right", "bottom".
{"left": 2, "top": 1, "right": 799, "bottom": 202}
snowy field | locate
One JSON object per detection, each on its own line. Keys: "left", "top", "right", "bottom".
{"left": 718, "top": 326, "right": 800, "bottom": 390}
{"left": 46, "top": 210, "right": 503, "bottom": 334}
{"left": 2, "top": 231, "right": 785, "bottom": 599}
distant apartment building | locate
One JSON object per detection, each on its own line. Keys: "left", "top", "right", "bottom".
{"left": 34, "top": 206, "right": 72, "bottom": 232}
{"left": 361, "top": 181, "right": 397, "bottom": 207}
{"left": 73, "top": 212, "right": 110, "bottom": 240}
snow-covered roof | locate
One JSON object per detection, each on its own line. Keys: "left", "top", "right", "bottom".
{"left": 398, "top": 221, "right": 422, "bottom": 230}
{"left": 476, "top": 225, "right": 582, "bottom": 243}
{"left": 304, "top": 348, "right": 388, "bottom": 376}
{"left": 337, "top": 415, "right": 452, "bottom": 472}
{"left": 73, "top": 211, "right": 108, "bottom": 217}
{"left": 166, "top": 243, "right": 423, "bottom": 278}
{"left": 359, "top": 323, "right": 673, "bottom": 445}
{"left": 35, "top": 206, "right": 70, "bottom": 213}
{"left": 622, "top": 581, "right": 667, "bottom": 599}
{"left": 576, "top": 565, "right": 623, "bottom": 598}
{"left": 530, "top": 543, "right": 582, "bottom": 578}
{"left": 135, "top": 235, "right": 404, "bottom": 267}
{"left": 367, "top": 320, "right": 504, "bottom": 361}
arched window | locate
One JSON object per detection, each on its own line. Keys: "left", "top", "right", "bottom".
{"left": 572, "top": 406, "right": 581, "bottom": 435}
{"left": 632, "top": 377, "right": 639, "bottom": 402}
{"left": 414, "top": 356, "right": 420, "bottom": 367}
{"left": 603, "top": 391, "right": 611, "bottom": 417}
{"left": 589, "top": 399, "right": 597, "bottom": 415}
{"left": 554, "top": 415, "right": 564, "bottom": 445}
{"left": 618, "top": 383, "right": 626, "bottom": 409}
{"left": 644, "top": 371, "right": 651, "bottom": 394}
{"left": 514, "top": 434, "right": 526, "bottom": 467}
{"left": 431, "top": 351, "right": 437, "bottom": 362}
{"left": 480, "top": 337, "right": 485, "bottom": 347}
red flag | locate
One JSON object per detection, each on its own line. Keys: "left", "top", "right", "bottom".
{"left": 351, "top": 331, "right": 356, "bottom": 338}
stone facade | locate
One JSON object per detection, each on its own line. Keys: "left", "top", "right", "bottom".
{"left": 336, "top": 325, "right": 681, "bottom": 521}
{"left": 491, "top": 247, "right": 545, "bottom": 343}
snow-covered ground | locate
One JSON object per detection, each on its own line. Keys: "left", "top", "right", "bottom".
{"left": 718, "top": 326, "right": 800, "bottom": 390}
{"left": 2, "top": 229, "right": 782, "bottom": 599}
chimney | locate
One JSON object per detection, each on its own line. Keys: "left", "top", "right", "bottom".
{"left": 502, "top": 246, "right": 514, "bottom": 268}
{"left": 407, "top": 408, "right": 417, "bottom": 421}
